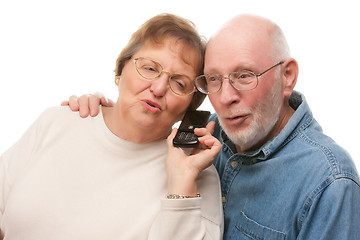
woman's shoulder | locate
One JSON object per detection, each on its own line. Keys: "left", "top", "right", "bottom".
{"left": 39, "top": 106, "right": 81, "bottom": 119}
{"left": 28, "top": 106, "right": 95, "bottom": 139}
{"left": 36, "top": 106, "right": 91, "bottom": 125}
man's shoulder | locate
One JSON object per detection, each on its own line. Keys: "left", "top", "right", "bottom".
{"left": 292, "top": 124, "right": 359, "bottom": 182}
{"left": 208, "top": 112, "right": 218, "bottom": 122}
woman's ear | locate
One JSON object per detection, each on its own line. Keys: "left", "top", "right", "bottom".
{"left": 282, "top": 58, "right": 298, "bottom": 97}
{"left": 115, "top": 76, "right": 121, "bottom": 86}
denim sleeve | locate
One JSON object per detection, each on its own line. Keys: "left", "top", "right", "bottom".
{"left": 298, "top": 177, "right": 360, "bottom": 239}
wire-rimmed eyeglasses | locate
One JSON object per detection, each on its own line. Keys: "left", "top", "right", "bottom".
{"left": 133, "top": 57, "right": 197, "bottom": 96}
{"left": 194, "top": 61, "right": 284, "bottom": 94}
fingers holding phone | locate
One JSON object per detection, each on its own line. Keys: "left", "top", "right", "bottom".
{"left": 172, "top": 110, "right": 211, "bottom": 148}
{"left": 166, "top": 113, "right": 221, "bottom": 196}
{"left": 194, "top": 121, "right": 217, "bottom": 149}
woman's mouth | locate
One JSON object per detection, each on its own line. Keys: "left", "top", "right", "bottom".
{"left": 142, "top": 100, "right": 162, "bottom": 113}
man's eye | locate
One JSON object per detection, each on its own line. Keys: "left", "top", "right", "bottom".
{"left": 239, "top": 73, "right": 252, "bottom": 79}
{"left": 207, "top": 76, "right": 219, "bottom": 82}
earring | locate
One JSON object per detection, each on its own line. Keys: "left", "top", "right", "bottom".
{"left": 115, "top": 78, "right": 120, "bottom": 85}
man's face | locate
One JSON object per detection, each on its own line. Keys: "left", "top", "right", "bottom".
{"left": 204, "top": 25, "right": 285, "bottom": 152}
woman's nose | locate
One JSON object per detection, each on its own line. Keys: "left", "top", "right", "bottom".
{"left": 150, "top": 72, "right": 170, "bottom": 97}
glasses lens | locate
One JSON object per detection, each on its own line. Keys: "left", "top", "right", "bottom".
{"left": 230, "top": 71, "right": 257, "bottom": 91}
{"left": 169, "top": 75, "right": 195, "bottom": 95}
{"left": 135, "top": 58, "right": 162, "bottom": 79}
{"left": 194, "top": 75, "right": 222, "bottom": 94}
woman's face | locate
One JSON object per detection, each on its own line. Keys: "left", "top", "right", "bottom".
{"left": 115, "top": 37, "right": 199, "bottom": 141}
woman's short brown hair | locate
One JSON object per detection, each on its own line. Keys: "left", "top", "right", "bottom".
{"left": 114, "top": 13, "right": 207, "bottom": 110}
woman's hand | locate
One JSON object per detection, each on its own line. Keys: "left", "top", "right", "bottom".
{"left": 165, "top": 121, "right": 222, "bottom": 196}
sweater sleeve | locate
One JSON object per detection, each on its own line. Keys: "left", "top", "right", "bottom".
{"left": 0, "top": 107, "right": 61, "bottom": 231}
{"left": 0, "top": 110, "right": 44, "bottom": 227}
{"left": 148, "top": 165, "right": 223, "bottom": 240}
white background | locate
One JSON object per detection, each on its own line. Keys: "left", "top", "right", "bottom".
{"left": 1, "top": 0, "right": 359, "bottom": 170}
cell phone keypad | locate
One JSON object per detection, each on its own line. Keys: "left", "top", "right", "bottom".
{"left": 178, "top": 132, "right": 197, "bottom": 142}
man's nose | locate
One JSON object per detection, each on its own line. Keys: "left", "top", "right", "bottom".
{"left": 218, "top": 78, "right": 241, "bottom": 105}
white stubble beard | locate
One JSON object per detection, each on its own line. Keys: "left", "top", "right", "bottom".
{"left": 219, "top": 77, "right": 283, "bottom": 152}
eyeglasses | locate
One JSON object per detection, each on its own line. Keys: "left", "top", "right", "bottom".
{"left": 194, "top": 61, "right": 284, "bottom": 94}
{"left": 133, "top": 57, "right": 197, "bottom": 96}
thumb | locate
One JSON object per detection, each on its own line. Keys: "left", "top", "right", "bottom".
{"left": 166, "top": 128, "right": 178, "bottom": 146}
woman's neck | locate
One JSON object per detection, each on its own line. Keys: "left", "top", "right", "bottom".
{"left": 101, "top": 106, "right": 170, "bottom": 144}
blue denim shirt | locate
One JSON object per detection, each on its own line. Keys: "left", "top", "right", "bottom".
{"left": 209, "top": 92, "right": 360, "bottom": 240}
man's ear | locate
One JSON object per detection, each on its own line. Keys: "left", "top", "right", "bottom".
{"left": 282, "top": 58, "right": 298, "bottom": 97}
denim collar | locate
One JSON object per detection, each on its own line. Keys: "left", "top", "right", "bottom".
{"left": 220, "top": 91, "right": 314, "bottom": 161}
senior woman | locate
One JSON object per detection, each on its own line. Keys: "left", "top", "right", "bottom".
{"left": 0, "top": 14, "right": 223, "bottom": 239}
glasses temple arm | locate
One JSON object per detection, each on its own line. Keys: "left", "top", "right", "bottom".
{"left": 257, "top": 61, "right": 285, "bottom": 77}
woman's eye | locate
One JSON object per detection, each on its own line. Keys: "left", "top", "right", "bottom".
{"left": 143, "top": 66, "right": 157, "bottom": 72}
{"left": 175, "top": 80, "right": 185, "bottom": 89}
{"left": 171, "top": 76, "right": 190, "bottom": 91}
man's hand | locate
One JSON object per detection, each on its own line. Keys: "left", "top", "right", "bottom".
{"left": 61, "top": 92, "right": 114, "bottom": 118}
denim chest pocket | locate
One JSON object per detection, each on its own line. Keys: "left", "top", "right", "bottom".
{"left": 231, "top": 211, "right": 286, "bottom": 240}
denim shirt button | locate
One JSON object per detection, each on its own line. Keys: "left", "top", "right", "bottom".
{"left": 231, "top": 161, "right": 238, "bottom": 168}
{"left": 251, "top": 158, "right": 258, "bottom": 164}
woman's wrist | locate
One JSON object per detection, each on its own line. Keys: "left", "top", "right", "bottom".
{"left": 167, "top": 173, "right": 198, "bottom": 196}
{"left": 166, "top": 193, "right": 200, "bottom": 199}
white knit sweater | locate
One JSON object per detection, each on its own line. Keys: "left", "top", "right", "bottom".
{"left": 0, "top": 106, "right": 223, "bottom": 239}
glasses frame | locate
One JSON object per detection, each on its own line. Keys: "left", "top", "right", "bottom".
{"left": 133, "top": 57, "right": 197, "bottom": 96}
{"left": 194, "top": 61, "right": 285, "bottom": 94}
